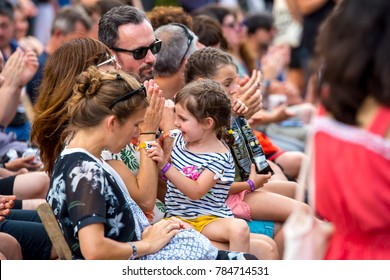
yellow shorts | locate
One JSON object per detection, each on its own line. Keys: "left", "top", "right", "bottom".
{"left": 176, "top": 215, "right": 221, "bottom": 233}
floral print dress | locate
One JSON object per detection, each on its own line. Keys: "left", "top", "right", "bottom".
{"left": 47, "top": 148, "right": 140, "bottom": 259}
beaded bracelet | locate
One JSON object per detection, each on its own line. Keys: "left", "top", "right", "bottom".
{"left": 139, "top": 131, "right": 156, "bottom": 135}
{"left": 161, "top": 162, "right": 172, "bottom": 180}
{"left": 247, "top": 179, "right": 255, "bottom": 192}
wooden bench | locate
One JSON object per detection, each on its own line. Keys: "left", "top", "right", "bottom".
{"left": 37, "top": 202, "right": 72, "bottom": 260}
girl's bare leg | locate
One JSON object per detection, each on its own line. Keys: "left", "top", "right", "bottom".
{"left": 202, "top": 218, "right": 250, "bottom": 253}
{"left": 262, "top": 180, "right": 297, "bottom": 198}
{"left": 211, "top": 233, "right": 279, "bottom": 260}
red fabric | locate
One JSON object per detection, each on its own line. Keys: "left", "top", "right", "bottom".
{"left": 314, "top": 106, "right": 390, "bottom": 259}
{"left": 253, "top": 130, "right": 280, "bottom": 155}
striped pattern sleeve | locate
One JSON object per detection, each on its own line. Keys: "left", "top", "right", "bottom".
{"left": 165, "top": 132, "right": 235, "bottom": 219}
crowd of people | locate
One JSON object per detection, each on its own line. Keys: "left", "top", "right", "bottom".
{"left": 0, "top": 0, "right": 389, "bottom": 260}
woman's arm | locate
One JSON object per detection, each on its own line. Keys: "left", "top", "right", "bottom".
{"left": 109, "top": 82, "right": 165, "bottom": 212}
{"left": 78, "top": 218, "right": 182, "bottom": 260}
{"left": 248, "top": 104, "right": 295, "bottom": 125}
{"left": 108, "top": 157, "right": 157, "bottom": 213}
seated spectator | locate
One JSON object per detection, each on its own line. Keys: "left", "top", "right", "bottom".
{"left": 0, "top": 1, "right": 39, "bottom": 141}
{"left": 0, "top": 194, "right": 56, "bottom": 259}
{"left": 313, "top": 0, "right": 390, "bottom": 260}
{"left": 13, "top": 3, "right": 43, "bottom": 56}
{"left": 147, "top": 5, "right": 193, "bottom": 31}
{"left": 192, "top": 14, "right": 228, "bottom": 50}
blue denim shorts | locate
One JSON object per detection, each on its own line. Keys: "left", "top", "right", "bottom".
{"left": 247, "top": 220, "right": 275, "bottom": 238}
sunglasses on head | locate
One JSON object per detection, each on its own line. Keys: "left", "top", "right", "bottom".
{"left": 111, "top": 38, "right": 162, "bottom": 60}
{"left": 109, "top": 84, "right": 147, "bottom": 109}
{"left": 171, "top": 23, "right": 194, "bottom": 65}
{"left": 97, "top": 55, "right": 119, "bottom": 68}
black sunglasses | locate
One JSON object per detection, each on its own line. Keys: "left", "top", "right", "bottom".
{"left": 111, "top": 38, "right": 162, "bottom": 60}
{"left": 171, "top": 23, "right": 194, "bottom": 65}
{"left": 109, "top": 85, "right": 147, "bottom": 109}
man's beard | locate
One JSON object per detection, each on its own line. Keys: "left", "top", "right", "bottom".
{"left": 138, "top": 63, "right": 154, "bottom": 82}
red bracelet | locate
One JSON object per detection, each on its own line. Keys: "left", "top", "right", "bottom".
{"left": 247, "top": 179, "right": 255, "bottom": 192}
{"left": 161, "top": 162, "right": 172, "bottom": 180}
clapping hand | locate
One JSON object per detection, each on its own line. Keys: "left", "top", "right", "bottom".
{"left": 0, "top": 195, "right": 16, "bottom": 221}
{"left": 140, "top": 79, "right": 165, "bottom": 134}
{"left": 236, "top": 70, "right": 263, "bottom": 119}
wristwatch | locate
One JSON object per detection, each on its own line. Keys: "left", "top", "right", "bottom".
{"left": 128, "top": 242, "right": 137, "bottom": 260}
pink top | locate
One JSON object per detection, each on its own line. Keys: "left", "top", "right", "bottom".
{"left": 313, "top": 106, "right": 390, "bottom": 259}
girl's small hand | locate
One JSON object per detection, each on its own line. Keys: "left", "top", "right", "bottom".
{"left": 159, "top": 99, "right": 175, "bottom": 132}
{"left": 166, "top": 217, "right": 186, "bottom": 229}
{"left": 248, "top": 164, "right": 272, "bottom": 190}
{"left": 145, "top": 141, "right": 167, "bottom": 168}
{"left": 231, "top": 97, "right": 248, "bottom": 116}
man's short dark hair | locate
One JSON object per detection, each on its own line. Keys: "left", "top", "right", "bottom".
{"left": 98, "top": 5, "right": 149, "bottom": 48}
{"left": 0, "top": 1, "right": 14, "bottom": 21}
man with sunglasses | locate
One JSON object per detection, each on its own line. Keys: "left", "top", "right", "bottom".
{"left": 98, "top": 6, "right": 161, "bottom": 82}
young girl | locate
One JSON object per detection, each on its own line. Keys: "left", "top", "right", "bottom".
{"left": 184, "top": 47, "right": 312, "bottom": 257}
{"left": 147, "top": 79, "right": 278, "bottom": 259}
